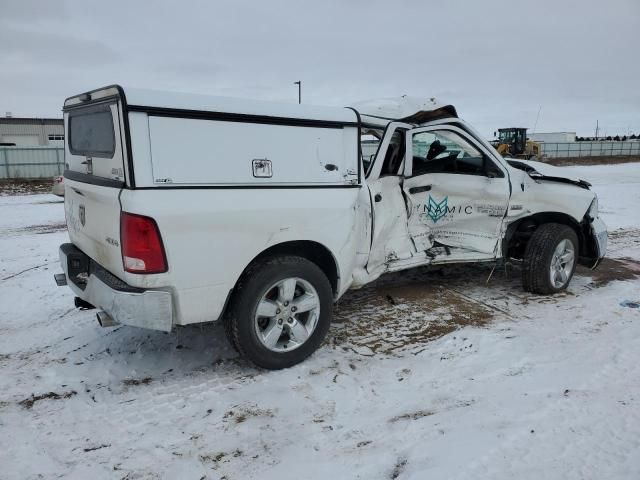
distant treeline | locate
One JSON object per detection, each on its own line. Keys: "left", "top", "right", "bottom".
{"left": 576, "top": 134, "right": 639, "bottom": 141}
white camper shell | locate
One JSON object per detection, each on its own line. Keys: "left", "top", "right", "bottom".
{"left": 56, "top": 85, "right": 607, "bottom": 369}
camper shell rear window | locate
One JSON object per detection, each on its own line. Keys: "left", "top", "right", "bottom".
{"left": 68, "top": 104, "right": 116, "bottom": 158}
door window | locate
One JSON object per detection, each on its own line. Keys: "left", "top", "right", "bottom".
{"left": 380, "top": 130, "right": 404, "bottom": 177}
{"left": 361, "top": 127, "right": 383, "bottom": 176}
{"left": 411, "top": 130, "right": 501, "bottom": 177}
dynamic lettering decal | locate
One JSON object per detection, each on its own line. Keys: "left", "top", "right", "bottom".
{"left": 415, "top": 195, "right": 482, "bottom": 224}
{"left": 419, "top": 194, "right": 475, "bottom": 224}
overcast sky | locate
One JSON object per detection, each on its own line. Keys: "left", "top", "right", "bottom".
{"left": 1, "top": 0, "right": 638, "bottom": 137}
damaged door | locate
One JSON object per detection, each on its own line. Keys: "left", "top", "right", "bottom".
{"left": 365, "top": 122, "right": 416, "bottom": 277}
{"left": 402, "top": 125, "right": 510, "bottom": 261}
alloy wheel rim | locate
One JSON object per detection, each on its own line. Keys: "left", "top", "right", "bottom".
{"left": 254, "top": 277, "right": 320, "bottom": 352}
{"left": 549, "top": 239, "right": 575, "bottom": 288}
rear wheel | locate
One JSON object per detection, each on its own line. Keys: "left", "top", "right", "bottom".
{"left": 224, "top": 256, "right": 333, "bottom": 369}
{"left": 522, "top": 223, "right": 578, "bottom": 294}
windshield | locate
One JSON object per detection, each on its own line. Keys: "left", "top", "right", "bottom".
{"left": 499, "top": 130, "right": 515, "bottom": 144}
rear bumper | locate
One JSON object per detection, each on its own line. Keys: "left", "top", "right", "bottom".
{"left": 56, "top": 243, "right": 173, "bottom": 331}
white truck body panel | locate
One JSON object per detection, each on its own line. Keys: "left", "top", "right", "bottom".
{"left": 119, "top": 186, "right": 365, "bottom": 325}
{"left": 64, "top": 180, "right": 126, "bottom": 279}
{"left": 505, "top": 167, "right": 596, "bottom": 223}
{"left": 124, "top": 87, "right": 357, "bottom": 124}
{"left": 57, "top": 86, "right": 606, "bottom": 335}
{"left": 147, "top": 116, "right": 357, "bottom": 186}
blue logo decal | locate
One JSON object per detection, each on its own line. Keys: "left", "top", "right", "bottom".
{"left": 426, "top": 195, "right": 448, "bottom": 223}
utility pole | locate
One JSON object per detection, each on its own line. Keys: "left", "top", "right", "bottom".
{"left": 595, "top": 120, "right": 599, "bottom": 139}
{"left": 532, "top": 105, "right": 542, "bottom": 136}
{"left": 294, "top": 81, "right": 301, "bottom": 104}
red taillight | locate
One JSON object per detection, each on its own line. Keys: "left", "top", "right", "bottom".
{"left": 120, "top": 212, "right": 168, "bottom": 274}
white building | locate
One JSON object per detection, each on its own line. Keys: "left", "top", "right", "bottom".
{"left": 0, "top": 115, "right": 64, "bottom": 147}
{"left": 527, "top": 132, "right": 576, "bottom": 143}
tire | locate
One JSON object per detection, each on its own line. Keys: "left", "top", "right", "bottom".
{"left": 223, "top": 255, "right": 333, "bottom": 369}
{"left": 522, "top": 223, "right": 578, "bottom": 294}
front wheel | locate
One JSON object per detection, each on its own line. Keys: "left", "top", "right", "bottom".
{"left": 223, "top": 256, "right": 333, "bottom": 369}
{"left": 522, "top": 223, "right": 578, "bottom": 294}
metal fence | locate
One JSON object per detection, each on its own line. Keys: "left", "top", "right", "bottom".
{"left": 540, "top": 141, "right": 640, "bottom": 158}
{"left": 0, "top": 147, "right": 65, "bottom": 179}
{"left": 2, "top": 141, "right": 639, "bottom": 179}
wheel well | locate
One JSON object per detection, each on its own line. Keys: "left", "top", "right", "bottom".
{"left": 504, "top": 212, "right": 588, "bottom": 260}
{"left": 245, "top": 241, "right": 339, "bottom": 294}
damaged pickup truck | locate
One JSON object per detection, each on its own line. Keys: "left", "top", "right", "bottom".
{"left": 55, "top": 86, "right": 607, "bottom": 369}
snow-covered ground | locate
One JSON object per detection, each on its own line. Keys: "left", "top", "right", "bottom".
{"left": 1, "top": 163, "right": 639, "bottom": 480}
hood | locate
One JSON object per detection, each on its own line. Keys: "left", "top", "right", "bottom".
{"left": 507, "top": 159, "right": 591, "bottom": 190}
{"left": 350, "top": 96, "right": 457, "bottom": 124}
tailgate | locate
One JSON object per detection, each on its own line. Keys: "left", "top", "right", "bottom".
{"left": 64, "top": 180, "right": 124, "bottom": 277}
{"left": 63, "top": 91, "right": 127, "bottom": 278}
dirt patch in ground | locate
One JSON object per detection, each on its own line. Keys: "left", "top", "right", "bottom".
{"left": 606, "top": 229, "right": 640, "bottom": 252}
{"left": 222, "top": 404, "right": 274, "bottom": 425}
{"left": 389, "top": 410, "right": 434, "bottom": 422}
{"left": 0, "top": 180, "right": 53, "bottom": 196}
{"left": 328, "top": 251, "right": 640, "bottom": 356}
{"left": 608, "top": 229, "right": 640, "bottom": 241}
{"left": 545, "top": 156, "right": 640, "bottom": 167}
{"left": 22, "top": 222, "right": 67, "bottom": 234}
{"left": 3, "top": 223, "right": 67, "bottom": 238}
{"left": 122, "top": 377, "right": 153, "bottom": 387}
{"left": 329, "top": 275, "right": 493, "bottom": 356}
{"left": 18, "top": 390, "right": 77, "bottom": 409}
{"left": 578, "top": 257, "right": 640, "bottom": 286}
{"left": 199, "top": 448, "right": 243, "bottom": 467}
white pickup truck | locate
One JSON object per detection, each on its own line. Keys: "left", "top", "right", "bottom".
{"left": 55, "top": 85, "right": 607, "bottom": 369}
